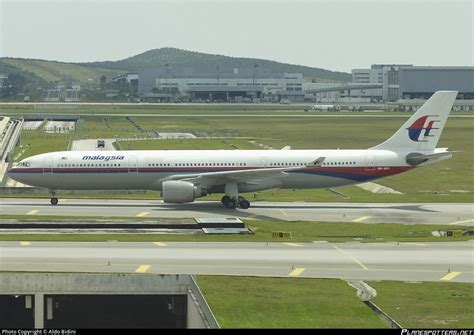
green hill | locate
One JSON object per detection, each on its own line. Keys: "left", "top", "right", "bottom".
{"left": 84, "top": 47, "right": 351, "bottom": 83}
{"left": 0, "top": 48, "right": 351, "bottom": 101}
{"left": 0, "top": 58, "right": 126, "bottom": 84}
{"left": 0, "top": 48, "right": 351, "bottom": 84}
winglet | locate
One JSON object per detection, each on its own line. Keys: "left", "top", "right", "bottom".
{"left": 308, "top": 157, "right": 326, "bottom": 167}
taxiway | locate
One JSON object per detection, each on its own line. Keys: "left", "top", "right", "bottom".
{"left": 0, "top": 198, "right": 472, "bottom": 225}
{"left": 0, "top": 241, "right": 472, "bottom": 282}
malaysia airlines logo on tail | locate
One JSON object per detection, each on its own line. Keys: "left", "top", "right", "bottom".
{"left": 407, "top": 115, "right": 440, "bottom": 142}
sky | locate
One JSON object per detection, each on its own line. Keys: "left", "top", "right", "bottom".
{"left": 0, "top": 0, "right": 472, "bottom": 73}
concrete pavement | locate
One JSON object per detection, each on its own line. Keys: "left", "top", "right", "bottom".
{"left": 0, "top": 241, "right": 472, "bottom": 282}
{"left": 0, "top": 198, "right": 473, "bottom": 225}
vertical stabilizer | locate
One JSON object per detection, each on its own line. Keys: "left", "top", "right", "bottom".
{"left": 370, "top": 91, "right": 458, "bottom": 153}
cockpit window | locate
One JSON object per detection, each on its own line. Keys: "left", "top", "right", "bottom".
{"left": 17, "top": 162, "right": 30, "bottom": 167}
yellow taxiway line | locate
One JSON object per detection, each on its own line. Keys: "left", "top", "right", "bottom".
{"left": 136, "top": 211, "right": 149, "bottom": 217}
{"left": 333, "top": 245, "right": 368, "bottom": 270}
{"left": 448, "top": 219, "right": 474, "bottom": 225}
{"left": 279, "top": 209, "right": 288, "bottom": 216}
{"left": 153, "top": 242, "right": 167, "bottom": 247}
{"left": 440, "top": 272, "right": 461, "bottom": 281}
{"left": 351, "top": 216, "right": 371, "bottom": 223}
{"left": 135, "top": 265, "right": 151, "bottom": 273}
{"left": 289, "top": 268, "right": 305, "bottom": 277}
{"left": 20, "top": 241, "right": 30, "bottom": 246}
{"left": 283, "top": 243, "right": 302, "bottom": 247}
{"left": 26, "top": 210, "right": 38, "bottom": 215}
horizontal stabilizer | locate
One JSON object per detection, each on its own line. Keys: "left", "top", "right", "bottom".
{"left": 405, "top": 151, "right": 457, "bottom": 166}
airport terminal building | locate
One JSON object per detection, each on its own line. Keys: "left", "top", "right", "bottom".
{"left": 396, "top": 66, "right": 474, "bottom": 100}
{"left": 135, "top": 64, "right": 473, "bottom": 105}
{"left": 353, "top": 64, "right": 474, "bottom": 102}
{"left": 138, "top": 66, "right": 302, "bottom": 102}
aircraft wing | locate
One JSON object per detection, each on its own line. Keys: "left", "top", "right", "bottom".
{"left": 159, "top": 157, "right": 325, "bottom": 187}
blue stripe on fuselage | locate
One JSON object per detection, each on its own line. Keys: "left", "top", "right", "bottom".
{"left": 8, "top": 167, "right": 378, "bottom": 182}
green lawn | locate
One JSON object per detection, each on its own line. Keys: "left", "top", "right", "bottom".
{"left": 197, "top": 276, "right": 387, "bottom": 328}
{"left": 368, "top": 281, "right": 474, "bottom": 328}
{"left": 119, "top": 138, "right": 260, "bottom": 150}
{"left": 1, "top": 59, "right": 125, "bottom": 84}
{"left": 196, "top": 276, "right": 474, "bottom": 328}
{"left": 15, "top": 131, "right": 69, "bottom": 160}
{"left": 0, "top": 217, "right": 470, "bottom": 243}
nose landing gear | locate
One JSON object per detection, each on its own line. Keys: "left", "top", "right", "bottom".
{"left": 50, "top": 191, "right": 58, "bottom": 205}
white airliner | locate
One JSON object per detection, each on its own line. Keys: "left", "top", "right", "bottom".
{"left": 8, "top": 91, "right": 458, "bottom": 209}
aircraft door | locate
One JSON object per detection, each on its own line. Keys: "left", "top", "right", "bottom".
{"left": 43, "top": 157, "right": 54, "bottom": 174}
{"left": 260, "top": 156, "right": 270, "bottom": 168}
{"left": 128, "top": 156, "right": 138, "bottom": 173}
{"left": 365, "top": 155, "right": 375, "bottom": 170}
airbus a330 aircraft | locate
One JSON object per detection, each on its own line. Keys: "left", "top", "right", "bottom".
{"left": 8, "top": 91, "right": 458, "bottom": 209}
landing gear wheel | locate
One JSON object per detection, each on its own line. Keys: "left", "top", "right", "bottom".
{"left": 239, "top": 199, "right": 250, "bottom": 209}
{"left": 50, "top": 197, "right": 58, "bottom": 206}
{"left": 225, "top": 199, "right": 237, "bottom": 209}
{"left": 221, "top": 195, "right": 231, "bottom": 205}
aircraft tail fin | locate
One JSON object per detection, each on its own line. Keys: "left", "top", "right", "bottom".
{"left": 370, "top": 91, "right": 458, "bottom": 153}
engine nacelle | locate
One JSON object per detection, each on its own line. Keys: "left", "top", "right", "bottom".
{"left": 162, "top": 180, "right": 207, "bottom": 203}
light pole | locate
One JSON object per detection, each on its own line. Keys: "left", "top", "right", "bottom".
{"left": 253, "top": 63, "right": 258, "bottom": 86}
{"left": 165, "top": 64, "right": 169, "bottom": 96}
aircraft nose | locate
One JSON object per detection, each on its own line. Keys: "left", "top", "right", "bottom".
{"left": 6, "top": 167, "right": 16, "bottom": 180}
{"left": 6, "top": 168, "right": 28, "bottom": 185}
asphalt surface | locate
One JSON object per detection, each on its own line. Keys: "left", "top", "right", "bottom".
{"left": 9, "top": 113, "right": 474, "bottom": 118}
{"left": 0, "top": 241, "right": 472, "bottom": 282}
{"left": 70, "top": 139, "right": 116, "bottom": 151}
{"left": 0, "top": 198, "right": 473, "bottom": 225}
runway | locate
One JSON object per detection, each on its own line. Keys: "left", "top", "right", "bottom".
{"left": 0, "top": 241, "right": 472, "bottom": 282}
{"left": 2, "top": 109, "right": 474, "bottom": 119}
{"left": 0, "top": 198, "right": 473, "bottom": 225}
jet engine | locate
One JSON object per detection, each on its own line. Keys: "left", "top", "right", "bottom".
{"left": 161, "top": 180, "right": 207, "bottom": 203}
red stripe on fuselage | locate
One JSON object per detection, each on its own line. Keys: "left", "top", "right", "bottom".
{"left": 9, "top": 165, "right": 414, "bottom": 178}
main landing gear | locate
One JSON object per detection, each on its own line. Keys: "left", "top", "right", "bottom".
{"left": 50, "top": 191, "right": 58, "bottom": 206}
{"left": 221, "top": 196, "right": 251, "bottom": 209}
{"left": 221, "top": 182, "right": 250, "bottom": 209}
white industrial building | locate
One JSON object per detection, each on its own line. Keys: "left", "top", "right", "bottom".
{"left": 303, "top": 82, "right": 383, "bottom": 103}
{"left": 155, "top": 72, "right": 302, "bottom": 95}
{"left": 112, "top": 73, "right": 139, "bottom": 84}
{"left": 138, "top": 66, "right": 304, "bottom": 102}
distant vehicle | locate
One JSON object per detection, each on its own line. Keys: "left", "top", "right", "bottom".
{"left": 7, "top": 91, "right": 458, "bottom": 209}
{"left": 279, "top": 99, "right": 291, "bottom": 104}
{"left": 311, "top": 104, "right": 338, "bottom": 111}
{"left": 24, "top": 96, "right": 30, "bottom": 102}
{"left": 242, "top": 98, "right": 253, "bottom": 103}
{"left": 97, "top": 140, "right": 105, "bottom": 148}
